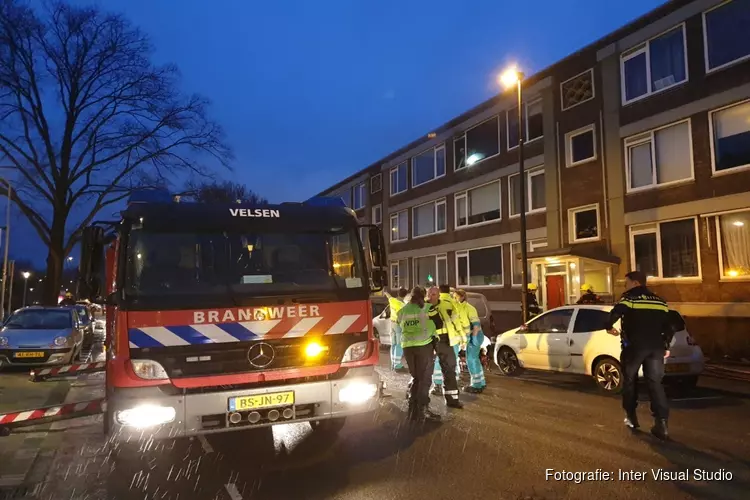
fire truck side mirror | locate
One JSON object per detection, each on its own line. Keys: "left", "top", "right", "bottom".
{"left": 78, "top": 226, "right": 105, "bottom": 301}
{"left": 368, "top": 226, "right": 385, "bottom": 269}
{"left": 371, "top": 269, "right": 387, "bottom": 291}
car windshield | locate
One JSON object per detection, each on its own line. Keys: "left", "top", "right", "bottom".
{"left": 125, "top": 226, "right": 366, "bottom": 296}
{"left": 4, "top": 309, "right": 72, "bottom": 330}
{"left": 75, "top": 306, "right": 90, "bottom": 324}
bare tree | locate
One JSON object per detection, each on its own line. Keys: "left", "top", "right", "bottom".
{"left": 185, "top": 180, "right": 267, "bottom": 204}
{"left": 0, "top": 1, "right": 232, "bottom": 304}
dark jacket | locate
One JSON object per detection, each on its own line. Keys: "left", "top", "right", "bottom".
{"left": 605, "top": 285, "right": 675, "bottom": 351}
{"left": 577, "top": 292, "right": 602, "bottom": 305}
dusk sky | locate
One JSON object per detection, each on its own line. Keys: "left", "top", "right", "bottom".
{"left": 14, "top": 0, "right": 664, "bottom": 266}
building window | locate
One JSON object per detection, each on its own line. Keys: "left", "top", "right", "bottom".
{"left": 526, "top": 99, "right": 544, "bottom": 142}
{"left": 412, "top": 145, "right": 446, "bottom": 187}
{"left": 560, "top": 69, "right": 595, "bottom": 111}
{"left": 455, "top": 117, "right": 500, "bottom": 170}
{"left": 338, "top": 189, "right": 352, "bottom": 207}
{"left": 414, "top": 254, "right": 447, "bottom": 287}
{"left": 710, "top": 100, "right": 750, "bottom": 174}
{"left": 390, "top": 210, "right": 408, "bottom": 242}
{"left": 370, "top": 173, "right": 382, "bottom": 194}
{"left": 716, "top": 209, "right": 750, "bottom": 279}
{"left": 566, "top": 125, "right": 597, "bottom": 167}
{"left": 372, "top": 204, "right": 382, "bottom": 225}
{"left": 455, "top": 180, "right": 501, "bottom": 228}
{"left": 624, "top": 120, "right": 693, "bottom": 192}
{"left": 456, "top": 246, "right": 503, "bottom": 287}
{"left": 629, "top": 218, "right": 700, "bottom": 280}
{"left": 390, "top": 162, "right": 408, "bottom": 196}
{"left": 352, "top": 182, "right": 366, "bottom": 210}
{"left": 390, "top": 259, "right": 409, "bottom": 289}
{"left": 412, "top": 199, "right": 446, "bottom": 238}
{"left": 621, "top": 25, "right": 687, "bottom": 105}
{"left": 569, "top": 204, "right": 601, "bottom": 243}
{"left": 509, "top": 168, "right": 546, "bottom": 217}
{"left": 511, "top": 239, "right": 548, "bottom": 286}
{"left": 703, "top": 0, "right": 750, "bottom": 72}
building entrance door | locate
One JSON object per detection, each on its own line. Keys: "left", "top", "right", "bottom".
{"left": 545, "top": 275, "right": 566, "bottom": 309}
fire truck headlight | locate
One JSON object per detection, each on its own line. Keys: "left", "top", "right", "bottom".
{"left": 341, "top": 341, "right": 368, "bottom": 363}
{"left": 304, "top": 341, "right": 328, "bottom": 359}
{"left": 116, "top": 404, "right": 176, "bottom": 429}
{"left": 130, "top": 359, "right": 169, "bottom": 380}
{"left": 338, "top": 381, "right": 378, "bottom": 404}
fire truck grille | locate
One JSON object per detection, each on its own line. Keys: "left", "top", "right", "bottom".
{"left": 130, "top": 333, "right": 368, "bottom": 378}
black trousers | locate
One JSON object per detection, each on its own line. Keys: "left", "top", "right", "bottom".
{"left": 621, "top": 346, "right": 670, "bottom": 420}
{"left": 435, "top": 338, "right": 460, "bottom": 402}
{"left": 403, "top": 343, "right": 435, "bottom": 408}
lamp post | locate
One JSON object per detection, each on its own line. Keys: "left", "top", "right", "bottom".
{"left": 500, "top": 67, "right": 529, "bottom": 322}
{"left": 22, "top": 271, "right": 30, "bottom": 307}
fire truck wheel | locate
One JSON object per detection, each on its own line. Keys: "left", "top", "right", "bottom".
{"left": 310, "top": 417, "right": 346, "bottom": 435}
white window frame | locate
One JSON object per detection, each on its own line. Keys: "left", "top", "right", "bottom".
{"left": 559, "top": 68, "right": 596, "bottom": 111}
{"left": 412, "top": 254, "right": 448, "bottom": 287}
{"left": 372, "top": 204, "right": 382, "bottom": 226}
{"left": 508, "top": 167, "right": 546, "bottom": 218}
{"left": 702, "top": 0, "right": 750, "bottom": 74}
{"left": 565, "top": 124, "right": 597, "bottom": 167}
{"left": 352, "top": 182, "right": 366, "bottom": 210}
{"left": 389, "top": 210, "right": 408, "bottom": 243}
{"left": 628, "top": 217, "right": 702, "bottom": 282}
{"left": 454, "top": 134, "right": 467, "bottom": 171}
{"left": 411, "top": 144, "right": 446, "bottom": 188}
{"left": 370, "top": 173, "right": 382, "bottom": 194}
{"left": 454, "top": 180, "right": 502, "bottom": 230}
{"left": 620, "top": 24, "right": 689, "bottom": 106}
{"left": 455, "top": 116, "right": 501, "bottom": 171}
{"left": 455, "top": 245, "right": 504, "bottom": 288}
{"left": 390, "top": 261, "right": 405, "bottom": 289}
{"left": 507, "top": 100, "right": 544, "bottom": 151}
{"left": 389, "top": 162, "right": 408, "bottom": 197}
{"left": 510, "top": 239, "right": 548, "bottom": 287}
{"left": 411, "top": 198, "right": 447, "bottom": 239}
{"left": 708, "top": 99, "right": 750, "bottom": 177}
{"left": 568, "top": 204, "right": 601, "bottom": 244}
{"left": 623, "top": 118, "right": 695, "bottom": 193}
{"left": 713, "top": 208, "right": 750, "bottom": 281}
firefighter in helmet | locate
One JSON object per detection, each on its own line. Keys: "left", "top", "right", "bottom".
{"left": 60, "top": 291, "right": 76, "bottom": 306}
{"left": 525, "top": 283, "right": 542, "bottom": 321}
{"left": 577, "top": 284, "right": 603, "bottom": 305}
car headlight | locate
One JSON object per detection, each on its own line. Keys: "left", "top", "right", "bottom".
{"left": 53, "top": 336, "right": 69, "bottom": 347}
{"left": 341, "top": 341, "right": 368, "bottom": 363}
{"left": 0, "top": 336, "right": 8, "bottom": 346}
{"left": 116, "top": 404, "right": 176, "bottom": 429}
{"left": 130, "top": 359, "right": 169, "bottom": 380}
{"left": 338, "top": 381, "right": 378, "bottom": 404}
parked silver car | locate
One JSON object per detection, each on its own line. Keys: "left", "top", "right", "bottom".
{"left": 0, "top": 307, "right": 85, "bottom": 368}
{"left": 373, "top": 291, "right": 495, "bottom": 346}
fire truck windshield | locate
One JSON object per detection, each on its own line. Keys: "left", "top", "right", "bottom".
{"left": 124, "top": 227, "right": 366, "bottom": 299}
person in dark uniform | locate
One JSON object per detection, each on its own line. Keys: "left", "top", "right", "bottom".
{"left": 604, "top": 271, "right": 675, "bottom": 440}
{"left": 59, "top": 292, "right": 76, "bottom": 306}
{"left": 525, "top": 283, "right": 542, "bottom": 321}
{"left": 427, "top": 287, "right": 463, "bottom": 409}
{"left": 577, "top": 284, "right": 603, "bottom": 305}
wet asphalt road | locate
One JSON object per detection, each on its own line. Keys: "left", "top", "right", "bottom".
{"left": 4, "top": 360, "right": 750, "bottom": 500}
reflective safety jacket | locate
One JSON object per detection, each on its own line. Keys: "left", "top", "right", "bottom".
{"left": 458, "top": 300, "right": 482, "bottom": 336}
{"left": 395, "top": 302, "right": 436, "bottom": 348}
{"left": 387, "top": 295, "right": 405, "bottom": 322}
{"left": 430, "top": 296, "right": 465, "bottom": 346}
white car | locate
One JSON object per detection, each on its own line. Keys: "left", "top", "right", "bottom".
{"left": 493, "top": 305, "right": 704, "bottom": 393}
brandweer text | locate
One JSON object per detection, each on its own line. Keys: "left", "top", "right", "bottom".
{"left": 193, "top": 305, "right": 321, "bottom": 324}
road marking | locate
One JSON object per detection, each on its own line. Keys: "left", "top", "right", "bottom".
{"left": 225, "top": 482, "right": 243, "bottom": 500}
{"left": 197, "top": 435, "right": 214, "bottom": 454}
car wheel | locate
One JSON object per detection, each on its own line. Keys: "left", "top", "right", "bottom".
{"left": 310, "top": 417, "right": 346, "bottom": 435}
{"left": 496, "top": 347, "right": 521, "bottom": 376}
{"left": 593, "top": 357, "right": 623, "bottom": 393}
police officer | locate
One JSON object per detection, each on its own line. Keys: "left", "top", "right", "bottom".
{"left": 426, "top": 286, "right": 463, "bottom": 409}
{"left": 431, "top": 284, "right": 463, "bottom": 390}
{"left": 394, "top": 287, "right": 441, "bottom": 422}
{"left": 385, "top": 287, "right": 409, "bottom": 371}
{"left": 604, "top": 271, "right": 674, "bottom": 440}
{"left": 577, "top": 284, "right": 603, "bottom": 305}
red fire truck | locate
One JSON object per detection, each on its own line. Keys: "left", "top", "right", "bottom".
{"left": 76, "top": 191, "right": 388, "bottom": 440}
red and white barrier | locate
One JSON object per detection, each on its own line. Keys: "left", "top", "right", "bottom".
{"left": 0, "top": 399, "right": 105, "bottom": 435}
{"left": 29, "top": 361, "right": 106, "bottom": 382}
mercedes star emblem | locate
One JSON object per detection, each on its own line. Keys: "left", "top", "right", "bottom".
{"left": 247, "top": 342, "right": 275, "bottom": 368}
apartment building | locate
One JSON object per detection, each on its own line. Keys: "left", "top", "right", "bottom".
{"left": 311, "top": 0, "right": 750, "bottom": 358}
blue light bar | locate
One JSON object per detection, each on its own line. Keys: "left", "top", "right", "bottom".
{"left": 128, "top": 189, "right": 174, "bottom": 204}
{"left": 304, "top": 196, "right": 346, "bottom": 208}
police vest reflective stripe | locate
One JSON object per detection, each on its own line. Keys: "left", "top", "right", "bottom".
{"left": 431, "top": 298, "right": 465, "bottom": 346}
{"left": 619, "top": 297, "right": 669, "bottom": 312}
{"left": 398, "top": 303, "right": 435, "bottom": 348}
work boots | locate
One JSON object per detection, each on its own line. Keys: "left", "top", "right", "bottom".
{"left": 409, "top": 404, "right": 441, "bottom": 423}
{"left": 624, "top": 411, "right": 640, "bottom": 429}
{"left": 651, "top": 419, "right": 669, "bottom": 441}
{"left": 431, "top": 384, "right": 443, "bottom": 396}
{"left": 446, "top": 398, "right": 464, "bottom": 409}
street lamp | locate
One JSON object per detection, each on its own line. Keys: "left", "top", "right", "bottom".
{"left": 22, "top": 271, "right": 30, "bottom": 307}
{"left": 499, "top": 66, "right": 529, "bottom": 322}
